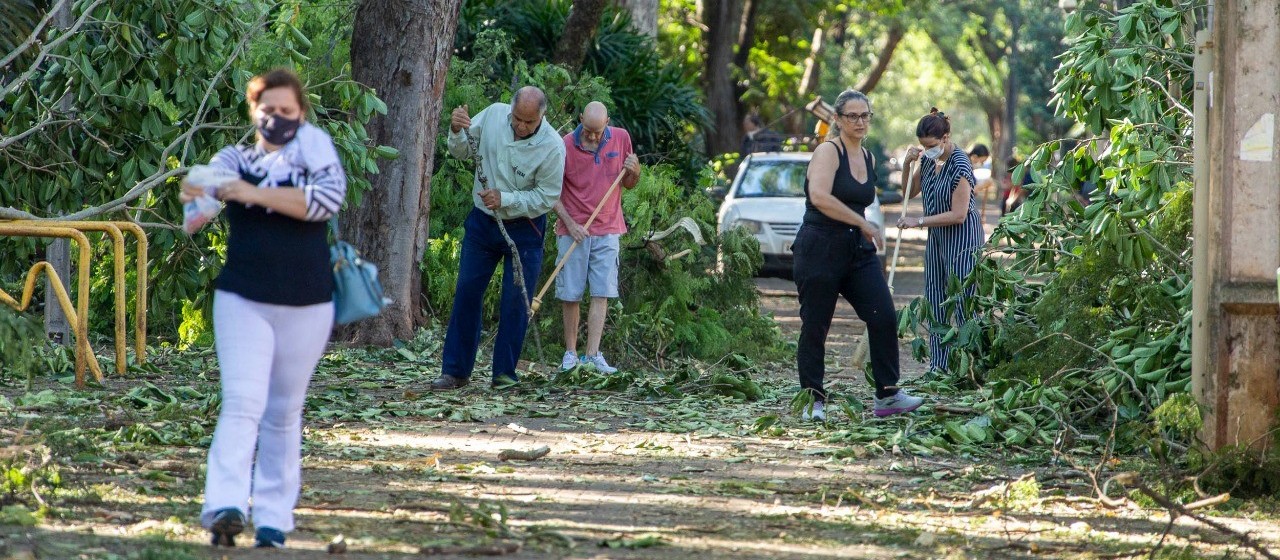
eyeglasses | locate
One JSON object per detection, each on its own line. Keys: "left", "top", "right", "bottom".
{"left": 838, "top": 111, "right": 874, "bottom": 123}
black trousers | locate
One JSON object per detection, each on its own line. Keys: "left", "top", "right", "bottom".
{"left": 792, "top": 224, "right": 900, "bottom": 401}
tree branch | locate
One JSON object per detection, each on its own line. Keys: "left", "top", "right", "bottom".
{"left": 0, "top": 0, "right": 109, "bottom": 99}
{"left": 0, "top": 116, "right": 72, "bottom": 150}
{"left": 1112, "top": 473, "right": 1280, "bottom": 560}
{"left": 0, "top": 0, "right": 71, "bottom": 70}
{"left": 183, "top": 5, "right": 270, "bottom": 161}
{"left": 855, "top": 22, "right": 904, "bottom": 94}
{"left": 1141, "top": 76, "right": 1193, "bottom": 119}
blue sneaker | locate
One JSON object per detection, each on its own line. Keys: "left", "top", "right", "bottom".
{"left": 208, "top": 507, "right": 244, "bottom": 547}
{"left": 255, "top": 526, "right": 286, "bottom": 548}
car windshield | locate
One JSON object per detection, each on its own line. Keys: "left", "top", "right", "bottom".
{"left": 734, "top": 160, "right": 807, "bottom": 198}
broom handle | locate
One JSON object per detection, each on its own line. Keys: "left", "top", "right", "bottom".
{"left": 531, "top": 168, "right": 629, "bottom": 313}
{"left": 886, "top": 160, "right": 917, "bottom": 292}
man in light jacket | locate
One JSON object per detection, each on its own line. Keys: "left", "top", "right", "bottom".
{"left": 431, "top": 86, "right": 566, "bottom": 390}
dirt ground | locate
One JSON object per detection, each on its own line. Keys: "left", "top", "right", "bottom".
{"left": 3, "top": 198, "right": 1279, "bottom": 559}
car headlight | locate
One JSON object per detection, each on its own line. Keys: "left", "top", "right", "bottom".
{"left": 728, "top": 218, "right": 763, "bottom": 234}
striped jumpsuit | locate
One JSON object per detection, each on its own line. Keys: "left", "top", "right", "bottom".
{"left": 919, "top": 148, "right": 984, "bottom": 373}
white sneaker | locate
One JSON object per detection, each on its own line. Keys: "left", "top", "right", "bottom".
{"left": 560, "top": 350, "right": 580, "bottom": 371}
{"left": 874, "top": 389, "right": 924, "bottom": 417}
{"left": 581, "top": 353, "right": 618, "bottom": 374}
{"left": 801, "top": 401, "right": 826, "bottom": 422}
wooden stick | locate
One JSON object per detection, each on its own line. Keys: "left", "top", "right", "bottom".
{"left": 530, "top": 169, "right": 628, "bottom": 315}
{"left": 886, "top": 159, "right": 917, "bottom": 292}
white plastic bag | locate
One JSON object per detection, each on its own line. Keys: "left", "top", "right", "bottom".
{"left": 182, "top": 165, "right": 238, "bottom": 234}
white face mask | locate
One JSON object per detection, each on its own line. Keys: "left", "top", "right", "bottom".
{"left": 922, "top": 145, "right": 944, "bottom": 160}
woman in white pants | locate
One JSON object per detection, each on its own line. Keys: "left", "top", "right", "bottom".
{"left": 180, "top": 68, "right": 346, "bottom": 548}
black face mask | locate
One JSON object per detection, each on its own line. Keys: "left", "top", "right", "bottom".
{"left": 257, "top": 114, "right": 301, "bottom": 146}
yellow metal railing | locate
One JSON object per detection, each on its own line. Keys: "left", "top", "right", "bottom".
{"left": 0, "top": 220, "right": 149, "bottom": 387}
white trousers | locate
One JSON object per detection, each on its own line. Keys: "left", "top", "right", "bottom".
{"left": 200, "top": 290, "right": 333, "bottom": 532}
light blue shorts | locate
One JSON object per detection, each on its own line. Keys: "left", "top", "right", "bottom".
{"left": 555, "top": 234, "right": 620, "bottom": 301}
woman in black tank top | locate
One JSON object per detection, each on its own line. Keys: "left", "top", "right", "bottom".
{"left": 791, "top": 89, "right": 924, "bottom": 421}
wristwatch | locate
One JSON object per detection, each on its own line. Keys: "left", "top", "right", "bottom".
{"left": 917, "top": 217, "right": 925, "bottom": 228}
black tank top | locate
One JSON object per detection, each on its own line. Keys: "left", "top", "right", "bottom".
{"left": 802, "top": 140, "right": 876, "bottom": 229}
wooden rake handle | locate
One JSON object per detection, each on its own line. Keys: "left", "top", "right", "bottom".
{"left": 886, "top": 160, "right": 918, "bottom": 292}
{"left": 530, "top": 168, "right": 629, "bottom": 315}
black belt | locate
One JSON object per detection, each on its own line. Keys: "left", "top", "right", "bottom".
{"left": 493, "top": 213, "right": 543, "bottom": 237}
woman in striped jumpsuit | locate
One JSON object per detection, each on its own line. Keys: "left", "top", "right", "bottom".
{"left": 897, "top": 109, "right": 984, "bottom": 376}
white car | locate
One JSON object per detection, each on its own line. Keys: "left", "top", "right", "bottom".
{"left": 716, "top": 152, "right": 885, "bottom": 274}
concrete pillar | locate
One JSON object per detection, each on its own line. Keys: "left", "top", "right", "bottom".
{"left": 1193, "top": 0, "right": 1280, "bottom": 451}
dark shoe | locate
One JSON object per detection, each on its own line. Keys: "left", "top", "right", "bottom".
{"left": 255, "top": 526, "right": 286, "bottom": 548}
{"left": 209, "top": 507, "right": 244, "bottom": 547}
{"left": 429, "top": 374, "right": 469, "bottom": 391}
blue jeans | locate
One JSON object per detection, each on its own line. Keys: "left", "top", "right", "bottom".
{"left": 442, "top": 208, "right": 546, "bottom": 382}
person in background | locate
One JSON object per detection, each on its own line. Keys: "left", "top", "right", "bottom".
{"left": 792, "top": 89, "right": 925, "bottom": 422}
{"left": 968, "top": 144, "right": 995, "bottom": 222}
{"left": 740, "top": 113, "right": 784, "bottom": 155}
{"left": 899, "top": 108, "right": 985, "bottom": 378}
{"left": 553, "top": 102, "right": 641, "bottom": 373}
{"left": 429, "top": 86, "right": 566, "bottom": 391}
{"left": 184, "top": 68, "right": 346, "bottom": 549}
{"left": 1001, "top": 156, "right": 1037, "bottom": 215}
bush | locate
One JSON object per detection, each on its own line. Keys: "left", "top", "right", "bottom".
{"left": 0, "top": 306, "right": 41, "bottom": 382}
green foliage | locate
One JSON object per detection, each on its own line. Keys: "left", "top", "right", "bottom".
{"left": 457, "top": 0, "right": 710, "bottom": 174}
{"left": 0, "top": 435, "right": 57, "bottom": 525}
{"left": 611, "top": 165, "right": 782, "bottom": 362}
{"left": 898, "top": 0, "right": 1200, "bottom": 454}
{"left": 0, "top": 0, "right": 388, "bottom": 345}
{"left": 1200, "top": 444, "right": 1280, "bottom": 500}
{"left": 0, "top": 306, "right": 41, "bottom": 382}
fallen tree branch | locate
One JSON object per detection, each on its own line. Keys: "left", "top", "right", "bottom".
{"left": 934, "top": 404, "right": 979, "bottom": 415}
{"left": 420, "top": 541, "right": 521, "bottom": 556}
{"left": 497, "top": 446, "right": 550, "bottom": 462}
{"left": 1111, "top": 472, "right": 1278, "bottom": 560}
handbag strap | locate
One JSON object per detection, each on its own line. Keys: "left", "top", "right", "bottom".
{"left": 329, "top": 216, "right": 341, "bottom": 242}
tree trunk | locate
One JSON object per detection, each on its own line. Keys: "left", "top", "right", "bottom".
{"left": 732, "top": 0, "right": 757, "bottom": 72}
{"left": 346, "top": 0, "right": 461, "bottom": 346}
{"left": 701, "top": 0, "right": 746, "bottom": 156}
{"left": 996, "top": 10, "right": 1021, "bottom": 185}
{"left": 614, "top": 0, "right": 657, "bottom": 37}
{"left": 45, "top": 0, "right": 73, "bottom": 345}
{"left": 554, "top": 0, "right": 609, "bottom": 71}
{"left": 854, "top": 22, "right": 904, "bottom": 94}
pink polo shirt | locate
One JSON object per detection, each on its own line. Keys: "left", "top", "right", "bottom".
{"left": 555, "top": 125, "right": 632, "bottom": 236}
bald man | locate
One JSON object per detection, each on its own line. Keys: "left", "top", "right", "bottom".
{"left": 432, "top": 86, "right": 566, "bottom": 391}
{"left": 553, "top": 102, "right": 641, "bottom": 374}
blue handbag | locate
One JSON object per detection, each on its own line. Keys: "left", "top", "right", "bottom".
{"left": 330, "top": 218, "right": 388, "bottom": 325}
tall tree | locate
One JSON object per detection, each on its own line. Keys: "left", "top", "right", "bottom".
{"left": 615, "top": 0, "right": 658, "bottom": 37}
{"left": 554, "top": 0, "right": 609, "bottom": 71}
{"left": 348, "top": 0, "right": 462, "bottom": 345}
{"left": 854, "top": 22, "right": 904, "bottom": 94}
{"left": 700, "top": 0, "right": 747, "bottom": 156}
{"left": 926, "top": 1, "right": 1021, "bottom": 182}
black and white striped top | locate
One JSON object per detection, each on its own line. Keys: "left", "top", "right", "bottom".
{"left": 209, "top": 123, "right": 347, "bottom": 306}
{"left": 920, "top": 148, "right": 979, "bottom": 226}
{"left": 209, "top": 123, "right": 347, "bottom": 221}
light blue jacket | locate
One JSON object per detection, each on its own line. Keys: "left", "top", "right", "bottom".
{"left": 447, "top": 103, "right": 566, "bottom": 220}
